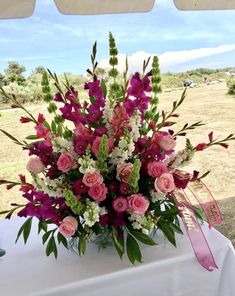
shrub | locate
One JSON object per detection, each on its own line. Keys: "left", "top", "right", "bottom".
{"left": 227, "top": 79, "right": 235, "bottom": 95}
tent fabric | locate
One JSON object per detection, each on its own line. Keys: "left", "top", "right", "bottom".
{"left": 0, "top": 0, "right": 35, "bottom": 19}
{"left": 0, "top": 0, "right": 235, "bottom": 19}
{"left": 174, "top": 0, "right": 235, "bottom": 10}
{"left": 54, "top": 0, "right": 155, "bottom": 15}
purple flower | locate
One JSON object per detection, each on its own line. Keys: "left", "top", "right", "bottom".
{"left": 127, "top": 72, "right": 152, "bottom": 99}
{"left": 87, "top": 104, "right": 102, "bottom": 124}
{"left": 60, "top": 104, "right": 72, "bottom": 120}
{"left": 124, "top": 98, "right": 136, "bottom": 116}
{"left": 84, "top": 79, "right": 103, "bottom": 102}
{"left": 94, "top": 126, "right": 107, "bottom": 136}
{"left": 54, "top": 92, "right": 63, "bottom": 102}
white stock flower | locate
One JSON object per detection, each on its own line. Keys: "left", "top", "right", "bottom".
{"left": 83, "top": 201, "right": 101, "bottom": 227}
{"left": 77, "top": 156, "right": 97, "bottom": 174}
{"left": 150, "top": 190, "right": 166, "bottom": 202}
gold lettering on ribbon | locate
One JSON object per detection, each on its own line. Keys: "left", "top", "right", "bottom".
{"left": 174, "top": 190, "right": 198, "bottom": 232}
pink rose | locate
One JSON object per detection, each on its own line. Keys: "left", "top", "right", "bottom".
{"left": 154, "top": 173, "right": 175, "bottom": 193}
{"left": 91, "top": 136, "right": 113, "bottom": 157}
{"left": 128, "top": 194, "right": 149, "bottom": 214}
{"left": 26, "top": 157, "right": 45, "bottom": 174}
{"left": 159, "top": 135, "right": 176, "bottom": 151}
{"left": 116, "top": 163, "right": 133, "bottom": 183}
{"left": 112, "top": 197, "right": 128, "bottom": 213}
{"left": 59, "top": 216, "right": 78, "bottom": 238}
{"left": 147, "top": 161, "right": 168, "bottom": 178}
{"left": 57, "top": 152, "right": 77, "bottom": 173}
{"left": 88, "top": 183, "right": 107, "bottom": 201}
{"left": 82, "top": 171, "right": 103, "bottom": 187}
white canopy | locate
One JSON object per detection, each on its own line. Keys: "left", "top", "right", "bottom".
{"left": 0, "top": 0, "right": 235, "bottom": 19}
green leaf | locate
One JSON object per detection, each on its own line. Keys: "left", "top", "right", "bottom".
{"left": 128, "top": 229, "right": 156, "bottom": 246}
{"left": 38, "top": 219, "right": 48, "bottom": 234}
{"left": 46, "top": 235, "right": 57, "bottom": 258}
{"left": 42, "top": 230, "right": 53, "bottom": 244}
{"left": 169, "top": 222, "right": 183, "bottom": 234}
{"left": 43, "top": 120, "right": 51, "bottom": 131}
{"left": 57, "top": 232, "right": 68, "bottom": 249}
{"left": 51, "top": 120, "right": 57, "bottom": 133}
{"left": 158, "top": 220, "right": 176, "bottom": 247}
{"left": 57, "top": 124, "right": 63, "bottom": 136}
{"left": 101, "top": 79, "right": 107, "bottom": 98}
{"left": 22, "top": 217, "right": 33, "bottom": 244}
{"left": 126, "top": 234, "right": 142, "bottom": 264}
{"left": 0, "top": 248, "right": 6, "bottom": 257}
{"left": 26, "top": 135, "right": 38, "bottom": 140}
{"left": 193, "top": 206, "right": 206, "bottom": 221}
{"left": 112, "top": 231, "right": 124, "bottom": 259}
{"left": 15, "top": 217, "right": 33, "bottom": 244}
{"left": 78, "top": 238, "right": 86, "bottom": 255}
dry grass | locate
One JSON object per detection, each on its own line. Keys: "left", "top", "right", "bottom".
{"left": 0, "top": 83, "right": 234, "bottom": 244}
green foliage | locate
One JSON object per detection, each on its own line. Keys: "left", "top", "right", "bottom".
{"left": 41, "top": 72, "right": 53, "bottom": 102}
{"left": 64, "top": 189, "right": 85, "bottom": 215}
{"left": 97, "top": 135, "right": 108, "bottom": 173}
{"left": 15, "top": 217, "right": 33, "bottom": 244}
{"left": 227, "top": 79, "right": 235, "bottom": 95}
{"left": 4, "top": 61, "right": 26, "bottom": 86}
{"left": 128, "top": 159, "right": 141, "bottom": 193}
{"left": 126, "top": 233, "right": 142, "bottom": 264}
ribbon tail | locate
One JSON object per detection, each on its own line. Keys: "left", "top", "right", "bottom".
{"left": 173, "top": 189, "right": 218, "bottom": 272}
{"left": 188, "top": 180, "right": 222, "bottom": 226}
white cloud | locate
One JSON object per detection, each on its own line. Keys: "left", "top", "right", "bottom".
{"left": 98, "top": 44, "right": 235, "bottom": 72}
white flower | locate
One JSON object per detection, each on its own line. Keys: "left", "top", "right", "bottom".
{"left": 52, "top": 136, "right": 77, "bottom": 158}
{"left": 83, "top": 201, "right": 101, "bottom": 227}
{"left": 78, "top": 156, "right": 97, "bottom": 174}
{"left": 102, "top": 98, "right": 114, "bottom": 137}
{"left": 129, "top": 213, "right": 154, "bottom": 231}
{"left": 150, "top": 190, "right": 166, "bottom": 202}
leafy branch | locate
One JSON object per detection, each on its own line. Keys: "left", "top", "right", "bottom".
{"left": 174, "top": 121, "right": 205, "bottom": 137}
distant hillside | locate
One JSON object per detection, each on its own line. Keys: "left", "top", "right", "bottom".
{"left": 161, "top": 67, "right": 235, "bottom": 89}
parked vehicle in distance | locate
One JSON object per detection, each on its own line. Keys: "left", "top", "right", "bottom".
{"left": 183, "top": 79, "right": 197, "bottom": 87}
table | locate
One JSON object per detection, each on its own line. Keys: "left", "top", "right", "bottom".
{"left": 0, "top": 217, "right": 235, "bottom": 296}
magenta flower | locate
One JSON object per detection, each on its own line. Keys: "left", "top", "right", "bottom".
{"left": 128, "top": 72, "right": 152, "bottom": 98}
{"left": 74, "top": 139, "right": 89, "bottom": 156}
{"left": 112, "top": 197, "right": 128, "bottom": 213}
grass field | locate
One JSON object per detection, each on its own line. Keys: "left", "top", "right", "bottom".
{"left": 0, "top": 82, "right": 234, "bottom": 244}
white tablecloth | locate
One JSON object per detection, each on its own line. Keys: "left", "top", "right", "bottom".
{"left": 0, "top": 218, "right": 235, "bottom": 296}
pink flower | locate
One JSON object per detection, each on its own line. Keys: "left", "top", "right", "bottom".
{"left": 147, "top": 161, "right": 168, "bottom": 178}
{"left": 159, "top": 135, "right": 176, "bottom": 151}
{"left": 88, "top": 183, "right": 107, "bottom": 201}
{"left": 112, "top": 197, "right": 128, "bottom": 213}
{"left": 35, "top": 123, "right": 50, "bottom": 139}
{"left": 74, "top": 123, "right": 91, "bottom": 138}
{"left": 116, "top": 163, "right": 133, "bottom": 183}
{"left": 82, "top": 171, "right": 103, "bottom": 187}
{"left": 153, "top": 132, "right": 176, "bottom": 151}
{"left": 128, "top": 194, "right": 149, "bottom": 214}
{"left": 26, "top": 157, "right": 45, "bottom": 174}
{"left": 91, "top": 136, "right": 114, "bottom": 157}
{"left": 154, "top": 173, "right": 175, "bottom": 193}
{"left": 59, "top": 216, "right": 78, "bottom": 238}
{"left": 57, "top": 152, "right": 77, "bottom": 173}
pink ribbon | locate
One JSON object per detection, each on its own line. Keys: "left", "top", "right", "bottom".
{"left": 188, "top": 180, "right": 222, "bottom": 227}
{"left": 173, "top": 189, "right": 218, "bottom": 271}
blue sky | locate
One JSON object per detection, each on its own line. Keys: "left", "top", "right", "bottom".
{"left": 1, "top": 0, "right": 235, "bottom": 75}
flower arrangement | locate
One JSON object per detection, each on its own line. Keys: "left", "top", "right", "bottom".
{"left": 0, "top": 33, "right": 234, "bottom": 269}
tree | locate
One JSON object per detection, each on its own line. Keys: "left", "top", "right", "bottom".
{"left": 0, "top": 73, "right": 4, "bottom": 87}
{"left": 32, "top": 66, "right": 46, "bottom": 75}
{"left": 4, "top": 61, "right": 26, "bottom": 85}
